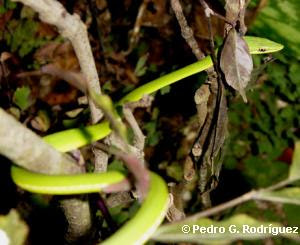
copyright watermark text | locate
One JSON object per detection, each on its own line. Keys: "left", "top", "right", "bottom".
{"left": 181, "top": 224, "right": 299, "bottom": 235}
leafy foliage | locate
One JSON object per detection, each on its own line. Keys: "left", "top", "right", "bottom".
{"left": 257, "top": 187, "right": 300, "bottom": 205}
{"left": 13, "top": 86, "right": 32, "bottom": 111}
{"left": 289, "top": 142, "right": 300, "bottom": 180}
{"left": 143, "top": 108, "right": 162, "bottom": 147}
{"left": 224, "top": 79, "right": 292, "bottom": 187}
{"left": 3, "top": 19, "right": 47, "bottom": 57}
{"left": 223, "top": 47, "right": 300, "bottom": 187}
{"left": 0, "top": 210, "right": 28, "bottom": 245}
{"left": 134, "top": 54, "right": 148, "bottom": 77}
{"left": 211, "top": 1, "right": 300, "bottom": 240}
{"left": 152, "top": 214, "right": 298, "bottom": 244}
{"left": 0, "top": 0, "right": 16, "bottom": 14}
{"left": 251, "top": 0, "right": 300, "bottom": 59}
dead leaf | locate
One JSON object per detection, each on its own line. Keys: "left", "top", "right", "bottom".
{"left": 34, "top": 42, "right": 61, "bottom": 64}
{"left": 220, "top": 28, "right": 253, "bottom": 102}
{"left": 31, "top": 110, "right": 50, "bottom": 132}
{"left": 0, "top": 52, "right": 12, "bottom": 63}
{"left": 143, "top": 0, "right": 171, "bottom": 28}
{"left": 0, "top": 10, "right": 13, "bottom": 31}
{"left": 43, "top": 87, "right": 78, "bottom": 106}
{"left": 65, "top": 108, "right": 84, "bottom": 118}
{"left": 34, "top": 41, "right": 79, "bottom": 70}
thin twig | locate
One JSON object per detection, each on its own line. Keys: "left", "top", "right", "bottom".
{"left": 171, "top": 0, "right": 205, "bottom": 60}
{"left": 123, "top": 106, "right": 145, "bottom": 151}
{"left": 122, "top": 96, "right": 153, "bottom": 152}
{"left": 263, "top": 179, "right": 295, "bottom": 192}
{"left": 125, "top": 0, "right": 149, "bottom": 54}
{"left": 94, "top": 142, "right": 149, "bottom": 201}
{"left": 96, "top": 194, "right": 118, "bottom": 232}
{"left": 246, "top": 0, "right": 269, "bottom": 25}
{"left": 186, "top": 190, "right": 257, "bottom": 221}
{"left": 199, "top": 0, "right": 232, "bottom": 24}
{"left": 165, "top": 174, "right": 296, "bottom": 226}
{"left": 171, "top": 0, "right": 216, "bottom": 211}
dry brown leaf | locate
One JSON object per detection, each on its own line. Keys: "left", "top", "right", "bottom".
{"left": 220, "top": 28, "right": 253, "bottom": 102}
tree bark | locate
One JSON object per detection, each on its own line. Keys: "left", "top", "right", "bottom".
{"left": 0, "top": 109, "right": 92, "bottom": 242}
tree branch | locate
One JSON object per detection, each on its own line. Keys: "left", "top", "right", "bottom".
{"left": 11, "top": 0, "right": 108, "bottom": 173}
{"left": 0, "top": 109, "right": 92, "bottom": 242}
{"left": 165, "top": 175, "right": 296, "bottom": 225}
{"left": 0, "top": 109, "right": 81, "bottom": 174}
{"left": 10, "top": 0, "right": 107, "bottom": 240}
{"left": 11, "top": 0, "right": 102, "bottom": 120}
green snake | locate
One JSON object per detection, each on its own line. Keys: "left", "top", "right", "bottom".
{"left": 11, "top": 37, "right": 283, "bottom": 244}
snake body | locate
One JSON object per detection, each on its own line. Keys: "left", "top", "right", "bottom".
{"left": 10, "top": 37, "right": 283, "bottom": 244}
{"left": 12, "top": 166, "right": 169, "bottom": 245}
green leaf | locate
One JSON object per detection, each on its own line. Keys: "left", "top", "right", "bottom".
{"left": 283, "top": 204, "right": 300, "bottom": 227}
{"left": 166, "top": 162, "right": 183, "bottom": 181}
{"left": 289, "top": 142, "right": 300, "bottom": 181}
{"left": 108, "top": 159, "right": 127, "bottom": 174}
{"left": 146, "top": 131, "right": 161, "bottom": 146}
{"left": 109, "top": 206, "right": 129, "bottom": 225}
{"left": 256, "top": 187, "right": 300, "bottom": 205}
{"left": 13, "top": 86, "right": 32, "bottom": 111}
{"left": 0, "top": 0, "right": 17, "bottom": 14}
{"left": 62, "top": 118, "right": 79, "bottom": 128}
{"left": 152, "top": 214, "right": 299, "bottom": 244}
{"left": 102, "top": 80, "right": 113, "bottom": 93}
{"left": 134, "top": 54, "right": 148, "bottom": 77}
{"left": 251, "top": 0, "right": 300, "bottom": 59}
{"left": 20, "top": 6, "right": 36, "bottom": 19}
{"left": 0, "top": 210, "right": 28, "bottom": 245}
{"left": 5, "top": 19, "right": 46, "bottom": 57}
{"left": 160, "top": 85, "right": 171, "bottom": 95}
{"left": 144, "top": 121, "right": 161, "bottom": 146}
{"left": 7, "top": 107, "right": 21, "bottom": 120}
{"left": 243, "top": 156, "right": 288, "bottom": 187}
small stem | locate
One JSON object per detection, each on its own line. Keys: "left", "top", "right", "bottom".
{"left": 185, "top": 190, "right": 257, "bottom": 222}
{"left": 123, "top": 106, "right": 145, "bottom": 151}
{"left": 167, "top": 176, "right": 296, "bottom": 225}
{"left": 199, "top": 0, "right": 231, "bottom": 24}
{"left": 96, "top": 194, "right": 117, "bottom": 233}
{"left": 263, "top": 178, "right": 295, "bottom": 192}
{"left": 171, "top": 0, "right": 205, "bottom": 60}
{"left": 126, "top": 0, "right": 149, "bottom": 54}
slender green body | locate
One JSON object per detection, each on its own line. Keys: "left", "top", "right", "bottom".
{"left": 43, "top": 121, "right": 111, "bottom": 152}
{"left": 42, "top": 37, "right": 283, "bottom": 153}
{"left": 11, "top": 166, "right": 169, "bottom": 245}
{"left": 118, "top": 56, "right": 212, "bottom": 104}
{"left": 11, "top": 165, "right": 125, "bottom": 194}
{"left": 102, "top": 173, "right": 169, "bottom": 245}
{"left": 10, "top": 36, "right": 283, "bottom": 244}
